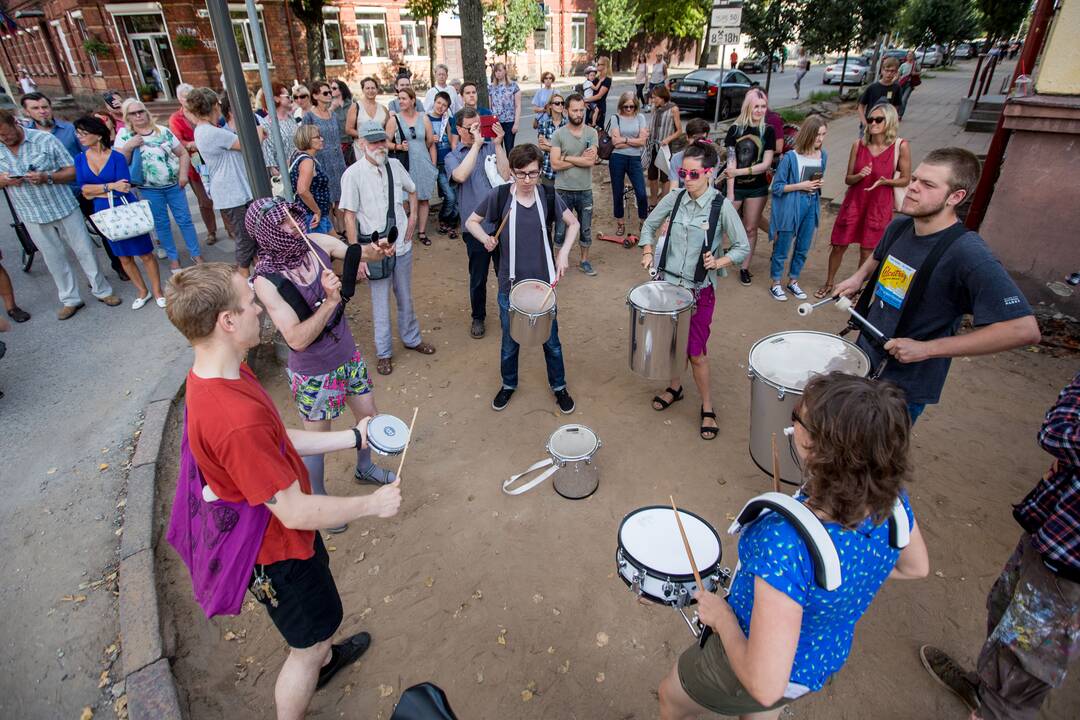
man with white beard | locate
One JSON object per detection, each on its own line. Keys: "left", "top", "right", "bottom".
{"left": 339, "top": 121, "right": 436, "bottom": 377}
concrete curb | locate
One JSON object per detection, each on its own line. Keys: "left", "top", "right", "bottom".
{"left": 119, "top": 348, "right": 191, "bottom": 720}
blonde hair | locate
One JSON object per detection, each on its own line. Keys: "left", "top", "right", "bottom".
{"left": 735, "top": 89, "right": 767, "bottom": 134}
{"left": 616, "top": 90, "right": 639, "bottom": 113}
{"left": 794, "top": 115, "right": 827, "bottom": 154}
{"left": 120, "top": 97, "right": 156, "bottom": 128}
{"left": 165, "top": 263, "right": 243, "bottom": 342}
{"left": 863, "top": 102, "right": 899, "bottom": 146}
{"left": 490, "top": 62, "right": 510, "bottom": 86}
{"left": 294, "top": 123, "right": 322, "bottom": 152}
{"left": 545, "top": 93, "right": 564, "bottom": 116}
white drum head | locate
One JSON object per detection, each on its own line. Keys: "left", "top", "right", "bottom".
{"left": 367, "top": 414, "right": 409, "bottom": 455}
{"left": 548, "top": 424, "right": 599, "bottom": 462}
{"left": 749, "top": 331, "right": 870, "bottom": 391}
{"left": 619, "top": 507, "right": 720, "bottom": 576}
{"left": 510, "top": 279, "right": 555, "bottom": 314}
{"left": 628, "top": 281, "right": 694, "bottom": 313}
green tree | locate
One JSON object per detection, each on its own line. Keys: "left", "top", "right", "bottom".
{"left": 408, "top": 0, "right": 456, "bottom": 82}
{"left": 288, "top": 0, "right": 326, "bottom": 81}
{"left": 799, "top": 0, "right": 896, "bottom": 95}
{"left": 459, "top": 0, "right": 490, "bottom": 106}
{"left": 484, "top": 0, "right": 544, "bottom": 58}
{"left": 976, "top": 0, "right": 1030, "bottom": 41}
{"left": 742, "top": 0, "right": 803, "bottom": 94}
{"left": 900, "top": 0, "right": 979, "bottom": 62}
{"left": 597, "top": 0, "right": 641, "bottom": 66}
{"left": 637, "top": 0, "right": 711, "bottom": 39}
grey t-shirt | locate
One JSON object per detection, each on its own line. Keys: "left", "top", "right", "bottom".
{"left": 858, "top": 218, "right": 1033, "bottom": 405}
{"left": 194, "top": 124, "right": 252, "bottom": 209}
{"left": 551, "top": 124, "right": 598, "bottom": 191}
{"left": 444, "top": 142, "right": 500, "bottom": 231}
{"left": 476, "top": 185, "right": 568, "bottom": 295}
{"left": 608, "top": 113, "right": 647, "bottom": 157}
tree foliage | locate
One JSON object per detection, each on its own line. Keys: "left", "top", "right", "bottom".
{"left": 597, "top": 0, "right": 641, "bottom": 56}
{"left": 459, "top": 0, "right": 490, "bottom": 106}
{"left": 407, "top": 0, "right": 456, "bottom": 82}
{"left": 637, "top": 0, "right": 711, "bottom": 39}
{"left": 742, "top": 0, "right": 802, "bottom": 93}
{"left": 483, "top": 0, "right": 544, "bottom": 57}
{"left": 288, "top": 0, "right": 326, "bottom": 82}
{"left": 798, "top": 0, "right": 893, "bottom": 93}
{"left": 976, "top": 0, "right": 1030, "bottom": 41}
{"left": 900, "top": 0, "right": 980, "bottom": 49}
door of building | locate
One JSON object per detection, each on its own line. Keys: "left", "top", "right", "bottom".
{"left": 442, "top": 37, "right": 463, "bottom": 80}
{"left": 115, "top": 13, "right": 180, "bottom": 100}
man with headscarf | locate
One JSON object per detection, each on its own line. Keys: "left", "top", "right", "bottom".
{"left": 247, "top": 197, "right": 397, "bottom": 533}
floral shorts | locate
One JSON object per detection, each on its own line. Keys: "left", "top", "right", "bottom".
{"left": 287, "top": 350, "right": 373, "bottom": 422}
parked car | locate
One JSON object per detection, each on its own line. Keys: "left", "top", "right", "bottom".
{"left": 914, "top": 46, "right": 943, "bottom": 67}
{"left": 670, "top": 68, "right": 758, "bottom": 119}
{"left": 823, "top": 59, "right": 870, "bottom": 85}
{"left": 738, "top": 54, "right": 781, "bottom": 74}
{"left": 955, "top": 42, "right": 976, "bottom": 59}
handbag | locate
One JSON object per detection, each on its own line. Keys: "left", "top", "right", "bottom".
{"left": 357, "top": 163, "right": 399, "bottom": 281}
{"left": 89, "top": 191, "right": 154, "bottom": 241}
{"left": 390, "top": 682, "right": 458, "bottom": 720}
{"left": 597, "top": 117, "right": 615, "bottom": 161}
{"left": 891, "top": 138, "right": 907, "bottom": 212}
{"left": 128, "top": 147, "right": 145, "bottom": 187}
{"left": 390, "top": 113, "right": 410, "bottom": 172}
{"left": 165, "top": 410, "right": 272, "bottom": 618}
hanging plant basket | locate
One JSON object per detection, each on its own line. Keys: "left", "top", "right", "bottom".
{"left": 83, "top": 38, "right": 112, "bottom": 57}
{"left": 174, "top": 34, "right": 200, "bottom": 51}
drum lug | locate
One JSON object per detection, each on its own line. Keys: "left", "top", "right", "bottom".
{"left": 718, "top": 567, "right": 733, "bottom": 589}
{"left": 616, "top": 549, "right": 626, "bottom": 570}
{"left": 630, "top": 571, "right": 643, "bottom": 596}
{"left": 674, "top": 586, "right": 691, "bottom": 608}
{"left": 662, "top": 581, "right": 674, "bottom": 598}
{"left": 777, "top": 387, "right": 786, "bottom": 400}
{"left": 746, "top": 368, "right": 754, "bottom": 379}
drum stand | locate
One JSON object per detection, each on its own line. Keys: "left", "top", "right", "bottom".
{"left": 674, "top": 567, "right": 732, "bottom": 640}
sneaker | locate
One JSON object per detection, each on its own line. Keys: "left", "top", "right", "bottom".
{"left": 769, "top": 284, "right": 788, "bottom": 302}
{"left": 739, "top": 269, "right": 752, "bottom": 286}
{"left": 787, "top": 281, "right": 808, "bottom": 299}
{"left": 554, "top": 388, "right": 576, "bottom": 414}
{"left": 918, "top": 645, "right": 980, "bottom": 712}
{"left": 470, "top": 319, "right": 485, "bottom": 339}
{"left": 492, "top": 387, "right": 515, "bottom": 411}
{"left": 131, "top": 293, "right": 152, "bottom": 310}
{"left": 579, "top": 260, "right": 597, "bottom": 276}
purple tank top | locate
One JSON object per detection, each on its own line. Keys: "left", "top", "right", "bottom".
{"left": 284, "top": 244, "right": 357, "bottom": 376}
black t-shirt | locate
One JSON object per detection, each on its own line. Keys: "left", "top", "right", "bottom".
{"left": 857, "top": 218, "right": 1033, "bottom": 405}
{"left": 724, "top": 124, "right": 777, "bottom": 191}
{"left": 476, "top": 185, "right": 568, "bottom": 295}
{"left": 592, "top": 77, "right": 613, "bottom": 127}
{"left": 860, "top": 81, "right": 903, "bottom": 113}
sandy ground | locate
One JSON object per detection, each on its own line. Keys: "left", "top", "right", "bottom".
{"left": 157, "top": 177, "right": 1080, "bottom": 719}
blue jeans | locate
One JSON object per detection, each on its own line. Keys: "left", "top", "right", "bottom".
{"left": 500, "top": 121, "right": 516, "bottom": 154}
{"left": 907, "top": 402, "right": 926, "bottom": 423}
{"left": 555, "top": 189, "right": 592, "bottom": 247}
{"left": 498, "top": 291, "right": 566, "bottom": 391}
{"left": 436, "top": 165, "right": 458, "bottom": 223}
{"left": 769, "top": 193, "right": 818, "bottom": 281}
{"left": 140, "top": 184, "right": 201, "bottom": 261}
{"left": 609, "top": 153, "right": 648, "bottom": 221}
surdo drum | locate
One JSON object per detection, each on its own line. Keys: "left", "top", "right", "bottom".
{"left": 747, "top": 331, "right": 870, "bottom": 484}
{"left": 508, "top": 279, "right": 556, "bottom": 346}
{"left": 503, "top": 425, "right": 602, "bottom": 499}
{"left": 626, "top": 281, "right": 696, "bottom": 380}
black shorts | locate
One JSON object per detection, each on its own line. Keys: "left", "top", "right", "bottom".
{"left": 253, "top": 533, "right": 343, "bottom": 649}
{"left": 647, "top": 161, "right": 669, "bottom": 182}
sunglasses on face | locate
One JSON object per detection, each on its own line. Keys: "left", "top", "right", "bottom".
{"left": 551, "top": 101, "right": 564, "bottom": 106}
{"left": 319, "top": 91, "right": 331, "bottom": 96}
{"left": 620, "top": 104, "right": 635, "bottom": 110}
{"left": 130, "top": 110, "right": 147, "bottom": 116}
{"left": 295, "top": 94, "right": 309, "bottom": 100}
{"left": 676, "top": 167, "right": 711, "bottom": 180}
{"left": 867, "top": 116, "right": 886, "bottom": 124}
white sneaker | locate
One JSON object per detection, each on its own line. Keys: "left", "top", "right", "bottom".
{"left": 156, "top": 297, "right": 167, "bottom": 308}
{"left": 787, "top": 281, "right": 808, "bottom": 299}
{"left": 131, "top": 293, "right": 152, "bottom": 310}
{"left": 769, "top": 284, "right": 788, "bottom": 302}
{"left": 154, "top": 246, "right": 168, "bottom": 259}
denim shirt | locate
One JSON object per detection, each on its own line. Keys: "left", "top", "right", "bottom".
{"left": 768, "top": 149, "right": 828, "bottom": 239}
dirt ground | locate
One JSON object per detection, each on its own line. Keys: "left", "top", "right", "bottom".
{"left": 157, "top": 180, "right": 1080, "bottom": 719}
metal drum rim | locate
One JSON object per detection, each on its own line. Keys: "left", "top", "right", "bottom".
{"left": 509, "top": 279, "right": 557, "bottom": 319}
{"left": 547, "top": 423, "right": 600, "bottom": 462}
{"left": 625, "top": 281, "right": 697, "bottom": 315}
{"left": 616, "top": 505, "right": 723, "bottom": 582}
{"left": 747, "top": 330, "right": 871, "bottom": 393}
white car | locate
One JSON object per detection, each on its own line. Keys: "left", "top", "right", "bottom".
{"left": 822, "top": 60, "right": 870, "bottom": 85}
{"left": 914, "top": 46, "right": 943, "bottom": 67}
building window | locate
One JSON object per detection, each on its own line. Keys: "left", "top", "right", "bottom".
{"left": 355, "top": 11, "right": 388, "bottom": 60}
{"left": 72, "top": 14, "right": 101, "bottom": 75}
{"left": 400, "top": 12, "right": 428, "bottom": 58}
{"left": 229, "top": 9, "right": 272, "bottom": 67}
{"left": 534, "top": 16, "right": 552, "bottom": 53}
{"left": 570, "top": 15, "right": 586, "bottom": 52}
{"left": 323, "top": 8, "right": 345, "bottom": 63}
{"left": 52, "top": 21, "right": 79, "bottom": 75}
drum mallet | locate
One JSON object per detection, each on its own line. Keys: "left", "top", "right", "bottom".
{"left": 395, "top": 407, "right": 419, "bottom": 482}
{"left": 796, "top": 296, "right": 839, "bottom": 317}
{"left": 833, "top": 296, "right": 891, "bottom": 345}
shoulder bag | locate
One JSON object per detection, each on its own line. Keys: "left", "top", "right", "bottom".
{"left": 90, "top": 191, "right": 154, "bottom": 241}
{"left": 390, "top": 113, "right": 411, "bottom": 172}
{"left": 356, "top": 165, "right": 399, "bottom": 281}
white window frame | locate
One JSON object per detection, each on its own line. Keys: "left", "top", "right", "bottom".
{"left": 355, "top": 10, "right": 389, "bottom": 63}
{"left": 227, "top": 4, "right": 272, "bottom": 69}
{"left": 51, "top": 20, "right": 79, "bottom": 76}
{"left": 399, "top": 11, "right": 428, "bottom": 60}
{"left": 535, "top": 15, "right": 553, "bottom": 54}
{"left": 570, "top": 14, "right": 587, "bottom": 53}
{"left": 70, "top": 11, "right": 102, "bottom": 76}
{"left": 322, "top": 7, "right": 345, "bottom": 65}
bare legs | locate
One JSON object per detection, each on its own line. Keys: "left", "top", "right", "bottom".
{"left": 120, "top": 254, "right": 165, "bottom": 300}
{"left": 656, "top": 354, "right": 714, "bottom": 434}
{"left": 735, "top": 196, "right": 767, "bottom": 272}
{"left": 821, "top": 244, "right": 872, "bottom": 292}
{"left": 0, "top": 263, "right": 17, "bottom": 312}
{"left": 274, "top": 638, "right": 332, "bottom": 720}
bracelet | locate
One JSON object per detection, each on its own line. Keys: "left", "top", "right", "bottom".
{"left": 352, "top": 427, "right": 363, "bottom": 449}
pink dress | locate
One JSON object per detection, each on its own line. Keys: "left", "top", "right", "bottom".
{"left": 830, "top": 140, "right": 901, "bottom": 248}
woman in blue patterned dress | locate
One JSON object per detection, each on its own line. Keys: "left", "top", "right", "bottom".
{"left": 303, "top": 81, "right": 347, "bottom": 230}
{"left": 290, "top": 125, "right": 333, "bottom": 235}
{"left": 488, "top": 62, "right": 521, "bottom": 153}
{"left": 658, "top": 372, "right": 930, "bottom": 719}
{"left": 387, "top": 87, "right": 436, "bottom": 245}
{"left": 74, "top": 115, "right": 163, "bottom": 310}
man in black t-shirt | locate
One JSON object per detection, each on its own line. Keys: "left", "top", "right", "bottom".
{"left": 859, "top": 57, "right": 905, "bottom": 125}
{"left": 833, "top": 147, "right": 1041, "bottom": 422}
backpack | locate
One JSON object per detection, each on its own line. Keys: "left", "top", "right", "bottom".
{"left": 655, "top": 190, "right": 730, "bottom": 285}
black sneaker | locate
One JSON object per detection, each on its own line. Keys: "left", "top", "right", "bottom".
{"left": 918, "top": 645, "right": 980, "bottom": 712}
{"left": 492, "top": 387, "right": 515, "bottom": 411}
{"left": 554, "top": 388, "right": 576, "bottom": 414}
{"left": 739, "top": 269, "right": 752, "bottom": 286}
{"left": 316, "top": 632, "right": 371, "bottom": 690}
{"left": 470, "top": 319, "right": 485, "bottom": 339}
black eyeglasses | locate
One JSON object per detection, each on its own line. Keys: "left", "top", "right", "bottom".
{"left": 513, "top": 170, "right": 541, "bottom": 180}
{"left": 319, "top": 91, "right": 332, "bottom": 97}
{"left": 295, "top": 93, "right": 310, "bottom": 100}
{"left": 867, "top": 116, "right": 886, "bottom": 125}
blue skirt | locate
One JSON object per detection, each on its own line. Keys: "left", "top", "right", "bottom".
{"left": 108, "top": 234, "right": 154, "bottom": 258}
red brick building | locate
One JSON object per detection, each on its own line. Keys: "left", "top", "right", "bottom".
{"left": 0, "top": 0, "right": 610, "bottom": 103}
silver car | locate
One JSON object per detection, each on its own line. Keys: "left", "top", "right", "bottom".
{"left": 914, "top": 46, "right": 943, "bottom": 67}
{"left": 822, "top": 59, "right": 870, "bottom": 85}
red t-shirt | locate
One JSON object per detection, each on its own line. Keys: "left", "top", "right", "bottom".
{"left": 185, "top": 364, "right": 315, "bottom": 565}
{"left": 169, "top": 109, "right": 201, "bottom": 181}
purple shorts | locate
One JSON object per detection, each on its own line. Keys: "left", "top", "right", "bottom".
{"left": 687, "top": 285, "right": 716, "bottom": 358}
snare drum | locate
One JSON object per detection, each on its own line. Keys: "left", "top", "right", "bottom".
{"left": 509, "top": 279, "right": 556, "bottom": 346}
{"left": 626, "top": 281, "right": 696, "bottom": 380}
{"left": 616, "top": 506, "right": 722, "bottom": 606}
{"left": 366, "top": 414, "right": 410, "bottom": 456}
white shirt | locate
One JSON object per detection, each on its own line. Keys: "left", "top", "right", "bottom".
{"left": 650, "top": 61, "right": 666, "bottom": 84}
{"left": 424, "top": 84, "right": 463, "bottom": 115}
{"left": 339, "top": 156, "right": 416, "bottom": 254}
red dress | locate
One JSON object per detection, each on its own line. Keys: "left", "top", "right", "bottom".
{"left": 830, "top": 140, "right": 901, "bottom": 248}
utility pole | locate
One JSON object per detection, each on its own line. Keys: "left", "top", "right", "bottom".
{"left": 245, "top": 0, "right": 292, "bottom": 199}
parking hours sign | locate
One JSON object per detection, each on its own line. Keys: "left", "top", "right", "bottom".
{"left": 710, "top": 0, "right": 741, "bottom": 46}
{"left": 709, "top": 28, "right": 740, "bottom": 46}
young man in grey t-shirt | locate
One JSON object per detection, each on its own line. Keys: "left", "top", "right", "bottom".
{"left": 549, "top": 94, "right": 599, "bottom": 276}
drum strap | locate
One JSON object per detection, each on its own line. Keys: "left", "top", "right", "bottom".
{"left": 502, "top": 458, "right": 558, "bottom": 495}
{"left": 655, "top": 190, "right": 729, "bottom": 286}
{"left": 506, "top": 184, "right": 555, "bottom": 286}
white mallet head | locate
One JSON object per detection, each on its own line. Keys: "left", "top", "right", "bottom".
{"left": 797, "top": 302, "right": 813, "bottom": 316}
{"left": 835, "top": 296, "right": 853, "bottom": 312}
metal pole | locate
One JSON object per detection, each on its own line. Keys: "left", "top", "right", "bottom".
{"left": 714, "top": 44, "right": 726, "bottom": 126}
{"left": 204, "top": 0, "right": 271, "bottom": 199}
{"left": 245, "top": 0, "right": 292, "bottom": 200}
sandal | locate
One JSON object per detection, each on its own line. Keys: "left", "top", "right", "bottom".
{"left": 616, "top": 221, "right": 625, "bottom": 237}
{"left": 700, "top": 406, "right": 719, "bottom": 441}
{"left": 814, "top": 284, "right": 834, "bottom": 299}
{"left": 419, "top": 232, "right": 431, "bottom": 246}
{"left": 448, "top": 228, "right": 459, "bottom": 239}
{"left": 376, "top": 357, "right": 393, "bottom": 375}
{"left": 406, "top": 341, "right": 437, "bottom": 355}
{"left": 652, "top": 386, "right": 684, "bottom": 411}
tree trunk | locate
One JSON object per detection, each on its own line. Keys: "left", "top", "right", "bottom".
{"left": 764, "top": 46, "right": 774, "bottom": 95}
{"left": 837, "top": 46, "right": 849, "bottom": 99}
{"left": 306, "top": 27, "right": 326, "bottom": 82}
{"left": 428, "top": 17, "right": 440, "bottom": 83}
{"left": 459, "top": 0, "right": 489, "bottom": 107}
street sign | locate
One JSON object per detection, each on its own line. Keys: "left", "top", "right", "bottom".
{"left": 712, "top": 0, "right": 742, "bottom": 7}
{"left": 710, "top": 7, "right": 742, "bottom": 27}
{"left": 709, "top": 28, "right": 740, "bottom": 46}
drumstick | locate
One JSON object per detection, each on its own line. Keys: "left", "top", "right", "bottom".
{"left": 284, "top": 210, "right": 331, "bottom": 272}
{"left": 771, "top": 433, "right": 781, "bottom": 493}
{"left": 669, "top": 495, "right": 705, "bottom": 593}
{"left": 539, "top": 281, "right": 557, "bottom": 311}
{"left": 395, "top": 407, "right": 419, "bottom": 481}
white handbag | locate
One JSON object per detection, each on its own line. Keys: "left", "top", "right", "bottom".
{"left": 484, "top": 152, "right": 510, "bottom": 188}
{"left": 90, "top": 191, "right": 155, "bottom": 241}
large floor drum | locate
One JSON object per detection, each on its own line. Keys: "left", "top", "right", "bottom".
{"left": 626, "top": 281, "right": 696, "bottom": 380}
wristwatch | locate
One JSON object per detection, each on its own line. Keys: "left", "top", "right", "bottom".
{"left": 46, "top": 172, "right": 53, "bottom": 185}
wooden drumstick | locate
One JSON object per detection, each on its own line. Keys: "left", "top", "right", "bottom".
{"left": 771, "top": 432, "right": 781, "bottom": 493}
{"left": 540, "top": 281, "right": 556, "bottom": 311}
{"left": 395, "top": 407, "right": 419, "bottom": 481}
{"left": 284, "top": 209, "right": 331, "bottom": 272}
{"left": 669, "top": 495, "right": 705, "bottom": 593}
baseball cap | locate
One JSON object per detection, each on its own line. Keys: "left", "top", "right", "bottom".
{"left": 358, "top": 120, "right": 387, "bottom": 142}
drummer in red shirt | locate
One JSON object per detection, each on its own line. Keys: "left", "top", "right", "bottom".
{"left": 169, "top": 83, "right": 225, "bottom": 245}
{"left": 165, "top": 262, "right": 402, "bottom": 718}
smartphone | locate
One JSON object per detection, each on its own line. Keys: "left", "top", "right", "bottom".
{"left": 479, "top": 115, "right": 498, "bottom": 139}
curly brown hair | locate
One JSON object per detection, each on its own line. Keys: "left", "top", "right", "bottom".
{"left": 798, "top": 373, "right": 911, "bottom": 528}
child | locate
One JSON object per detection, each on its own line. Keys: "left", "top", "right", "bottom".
{"left": 767, "top": 115, "right": 828, "bottom": 302}
{"left": 582, "top": 66, "right": 600, "bottom": 126}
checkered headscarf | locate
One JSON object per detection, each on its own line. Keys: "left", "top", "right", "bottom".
{"left": 246, "top": 197, "right": 311, "bottom": 276}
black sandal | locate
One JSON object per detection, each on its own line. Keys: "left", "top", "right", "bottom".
{"left": 419, "top": 232, "right": 431, "bottom": 246}
{"left": 316, "top": 632, "right": 372, "bottom": 690}
{"left": 700, "top": 406, "right": 719, "bottom": 440}
{"left": 652, "top": 386, "right": 684, "bottom": 411}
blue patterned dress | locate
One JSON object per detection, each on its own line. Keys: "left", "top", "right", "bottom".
{"left": 302, "top": 110, "right": 346, "bottom": 204}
